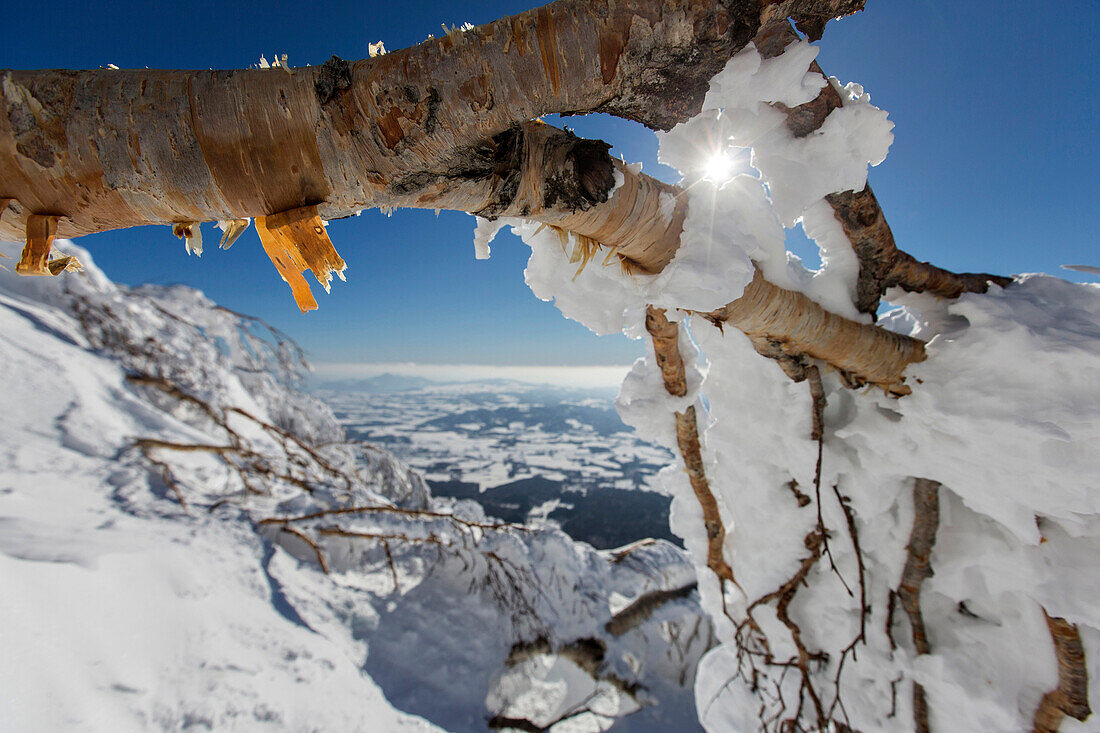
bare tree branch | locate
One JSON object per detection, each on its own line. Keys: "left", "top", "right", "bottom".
{"left": 888, "top": 478, "right": 941, "bottom": 733}
{"left": 754, "top": 19, "right": 1012, "bottom": 316}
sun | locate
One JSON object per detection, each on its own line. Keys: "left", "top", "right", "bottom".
{"left": 702, "top": 152, "right": 735, "bottom": 183}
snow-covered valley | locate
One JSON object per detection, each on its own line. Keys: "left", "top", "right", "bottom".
{"left": 319, "top": 381, "right": 677, "bottom": 549}
{"left": 0, "top": 242, "right": 711, "bottom": 732}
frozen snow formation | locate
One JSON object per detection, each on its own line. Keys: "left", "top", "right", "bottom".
{"left": 0, "top": 242, "right": 713, "bottom": 731}
{"left": 509, "top": 38, "right": 1100, "bottom": 733}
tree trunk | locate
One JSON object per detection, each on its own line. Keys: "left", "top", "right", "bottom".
{"left": 1, "top": 0, "right": 932, "bottom": 390}
{"left": 0, "top": 0, "right": 863, "bottom": 243}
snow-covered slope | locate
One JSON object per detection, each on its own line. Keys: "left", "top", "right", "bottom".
{"left": 0, "top": 242, "right": 710, "bottom": 732}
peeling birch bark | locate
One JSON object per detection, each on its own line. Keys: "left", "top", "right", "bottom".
{"left": 216, "top": 219, "right": 250, "bottom": 249}
{"left": 254, "top": 205, "right": 346, "bottom": 312}
{"left": 15, "top": 214, "right": 58, "bottom": 275}
{"left": 1033, "top": 613, "right": 1091, "bottom": 733}
{"left": 14, "top": 214, "right": 80, "bottom": 275}
{"left": 645, "top": 306, "right": 737, "bottom": 587}
{"left": 753, "top": 20, "right": 1011, "bottom": 316}
{"left": 172, "top": 222, "right": 203, "bottom": 257}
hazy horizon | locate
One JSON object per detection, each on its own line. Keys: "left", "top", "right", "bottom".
{"left": 311, "top": 361, "right": 634, "bottom": 389}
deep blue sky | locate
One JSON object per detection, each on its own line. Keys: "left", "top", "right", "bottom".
{"left": 2, "top": 1, "right": 1096, "bottom": 370}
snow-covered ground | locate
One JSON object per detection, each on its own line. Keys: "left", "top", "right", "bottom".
{"left": 0, "top": 242, "right": 711, "bottom": 732}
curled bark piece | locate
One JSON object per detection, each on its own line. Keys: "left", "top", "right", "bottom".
{"left": 172, "top": 222, "right": 203, "bottom": 257}
{"left": 1032, "top": 612, "right": 1091, "bottom": 732}
{"left": 217, "top": 218, "right": 250, "bottom": 249}
{"left": 45, "top": 255, "right": 83, "bottom": 275}
{"left": 645, "top": 306, "right": 736, "bottom": 586}
{"left": 255, "top": 204, "right": 346, "bottom": 313}
{"left": 754, "top": 20, "right": 1011, "bottom": 316}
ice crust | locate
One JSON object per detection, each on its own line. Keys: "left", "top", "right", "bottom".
{"left": 504, "top": 38, "right": 1100, "bottom": 732}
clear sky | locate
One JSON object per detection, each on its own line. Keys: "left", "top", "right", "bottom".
{"left": 2, "top": 1, "right": 1097, "bottom": 375}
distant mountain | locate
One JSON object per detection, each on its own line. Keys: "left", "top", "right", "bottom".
{"left": 320, "top": 373, "right": 438, "bottom": 392}
{"left": 318, "top": 372, "right": 622, "bottom": 401}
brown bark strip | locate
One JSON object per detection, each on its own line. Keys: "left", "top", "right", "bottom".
{"left": 754, "top": 20, "right": 1011, "bottom": 316}
{"left": 826, "top": 187, "right": 1013, "bottom": 314}
{"left": 645, "top": 306, "right": 736, "bottom": 586}
{"left": 1032, "top": 613, "right": 1091, "bottom": 732}
{"left": 645, "top": 305, "right": 689, "bottom": 396}
{"left": 891, "top": 478, "right": 941, "bottom": 733}
{"left": 14, "top": 218, "right": 59, "bottom": 274}
{"left": 254, "top": 204, "right": 346, "bottom": 313}
{"left": 678, "top": 407, "right": 738, "bottom": 585}
{"left": 15, "top": 214, "right": 58, "bottom": 275}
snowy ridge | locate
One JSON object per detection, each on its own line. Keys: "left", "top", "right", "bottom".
{"left": 0, "top": 242, "right": 711, "bottom": 732}
{"left": 503, "top": 38, "right": 1100, "bottom": 733}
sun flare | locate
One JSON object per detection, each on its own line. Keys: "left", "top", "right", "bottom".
{"left": 703, "top": 152, "right": 735, "bottom": 183}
